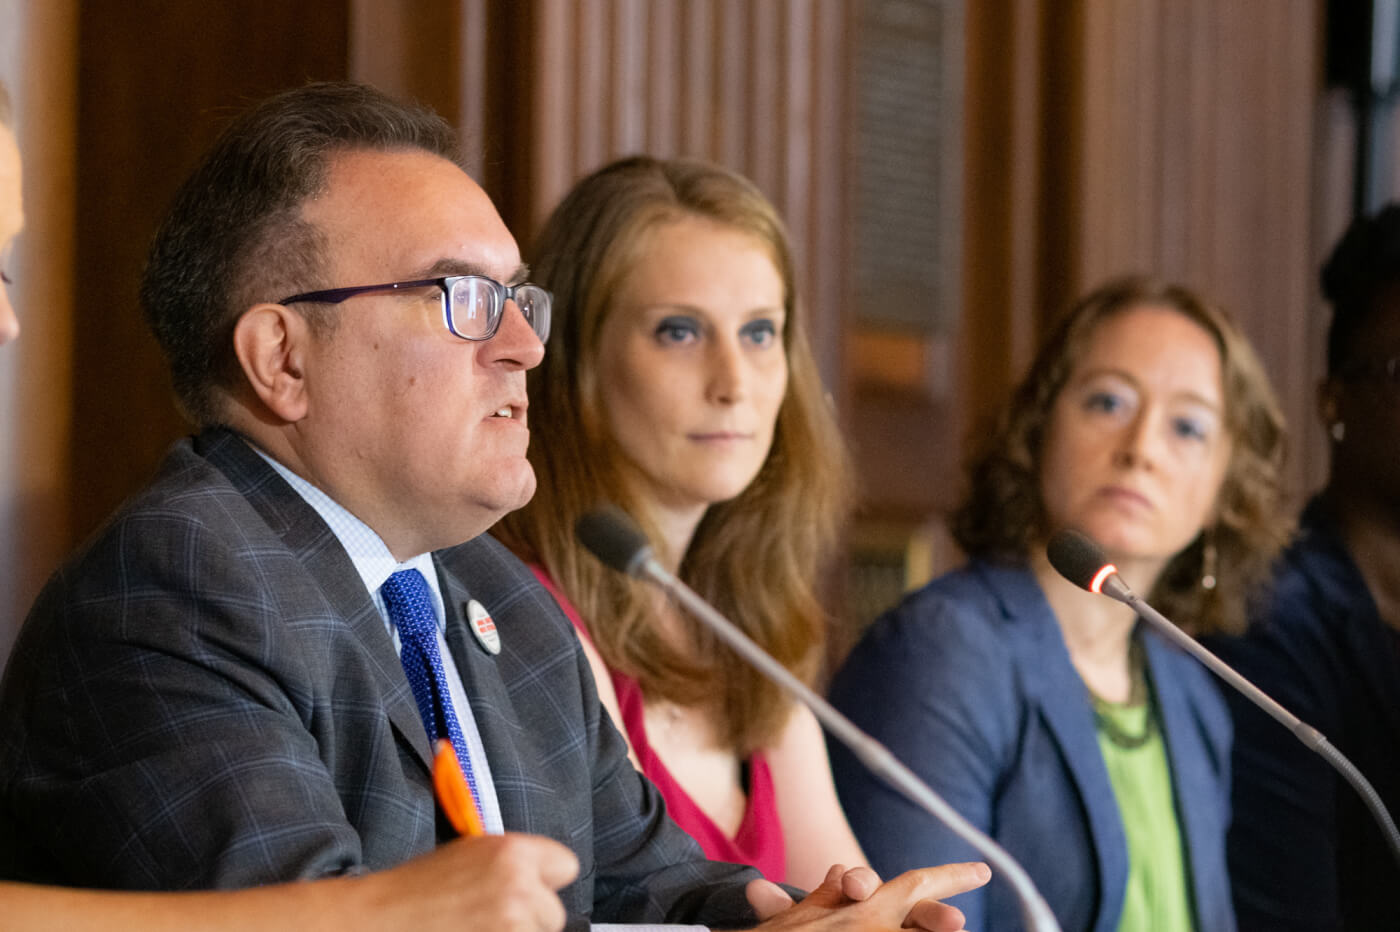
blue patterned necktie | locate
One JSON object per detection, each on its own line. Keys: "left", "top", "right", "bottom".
{"left": 381, "top": 568, "right": 481, "bottom": 806}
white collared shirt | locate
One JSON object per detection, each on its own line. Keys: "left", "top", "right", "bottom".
{"left": 257, "top": 450, "right": 504, "bottom": 835}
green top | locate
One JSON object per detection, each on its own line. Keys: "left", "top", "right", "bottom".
{"left": 1094, "top": 694, "right": 1195, "bottom": 932}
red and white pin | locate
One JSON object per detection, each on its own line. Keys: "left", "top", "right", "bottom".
{"left": 466, "top": 599, "right": 500, "bottom": 655}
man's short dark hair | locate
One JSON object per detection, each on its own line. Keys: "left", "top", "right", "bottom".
{"left": 140, "top": 81, "right": 462, "bottom": 426}
{"left": 1321, "top": 203, "right": 1400, "bottom": 376}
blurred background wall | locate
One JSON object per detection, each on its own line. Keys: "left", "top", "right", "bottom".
{"left": 0, "top": 0, "right": 1392, "bottom": 668}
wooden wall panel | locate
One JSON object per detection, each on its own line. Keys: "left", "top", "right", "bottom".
{"left": 1049, "top": 0, "right": 1325, "bottom": 502}
{"left": 956, "top": 3, "right": 1335, "bottom": 633}
{"left": 805, "top": 0, "right": 855, "bottom": 387}
{"left": 844, "top": 0, "right": 965, "bottom": 522}
{"left": 511, "top": 0, "right": 853, "bottom": 401}
{"left": 961, "top": 0, "right": 1046, "bottom": 434}
{"left": 349, "top": 0, "right": 466, "bottom": 165}
{"left": 67, "top": 2, "right": 354, "bottom": 555}
{"left": 679, "top": 1, "right": 714, "bottom": 157}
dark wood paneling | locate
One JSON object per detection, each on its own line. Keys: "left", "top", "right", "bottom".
{"left": 350, "top": 0, "right": 463, "bottom": 144}
{"left": 510, "top": 0, "right": 854, "bottom": 399}
{"left": 846, "top": 0, "right": 966, "bottom": 524}
{"left": 1071, "top": 0, "right": 1323, "bottom": 502}
{"left": 961, "top": 0, "right": 1049, "bottom": 433}
{"left": 70, "top": 1, "right": 352, "bottom": 543}
{"left": 478, "top": 0, "right": 539, "bottom": 232}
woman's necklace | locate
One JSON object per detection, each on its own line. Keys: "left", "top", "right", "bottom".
{"left": 1087, "top": 637, "right": 1158, "bottom": 750}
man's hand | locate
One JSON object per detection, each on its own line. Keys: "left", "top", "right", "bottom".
{"left": 745, "top": 861, "right": 990, "bottom": 931}
{"left": 354, "top": 833, "right": 579, "bottom": 931}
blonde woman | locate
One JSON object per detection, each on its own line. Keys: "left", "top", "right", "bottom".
{"left": 497, "top": 155, "right": 862, "bottom": 888}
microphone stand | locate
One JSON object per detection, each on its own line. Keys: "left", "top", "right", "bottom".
{"left": 632, "top": 551, "right": 1062, "bottom": 932}
{"left": 1097, "top": 575, "right": 1400, "bottom": 873}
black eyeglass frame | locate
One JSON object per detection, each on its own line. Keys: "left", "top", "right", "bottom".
{"left": 280, "top": 275, "right": 552, "bottom": 342}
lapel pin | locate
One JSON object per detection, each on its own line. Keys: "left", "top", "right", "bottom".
{"left": 465, "top": 599, "right": 501, "bottom": 655}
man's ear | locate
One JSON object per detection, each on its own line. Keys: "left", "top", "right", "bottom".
{"left": 233, "top": 303, "right": 312, "bottom": 423}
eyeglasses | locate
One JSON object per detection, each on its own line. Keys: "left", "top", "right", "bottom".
{"left": 280, "top": 275, "right": 552, "bottom": 343}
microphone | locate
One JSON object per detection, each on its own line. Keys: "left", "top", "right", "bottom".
{"left": 577, "top": 506, "right": 1063, "bottom": 932}
{"left": 1047, "top": 528, "right": 1400, "bottom": 871}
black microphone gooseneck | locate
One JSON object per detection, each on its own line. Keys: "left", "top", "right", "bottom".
{"left": 576, "top": 506, "right": 1063, "bottom": 932}
{"left": 1047, "top": 527, "right": 1400, "bottom": 873}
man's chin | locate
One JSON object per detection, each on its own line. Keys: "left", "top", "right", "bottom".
{"left": 428, "top": 468, "right": 536, "bottom": 547}
{"left": 478, "top": 471, "right": 538, "bottom": 527}
{"left": 504, "top": 466, "right": 537, "bottom": 511}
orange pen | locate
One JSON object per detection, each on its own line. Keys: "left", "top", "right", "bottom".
{"left": 433, "top": 738, "right": 486, "bottom": 837}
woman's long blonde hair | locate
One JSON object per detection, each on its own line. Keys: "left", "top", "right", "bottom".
{"left": 496, "top": 156, "right": 852, "bottom": 753}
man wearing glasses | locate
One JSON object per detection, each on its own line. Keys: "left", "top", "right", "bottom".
{"left": 0, "top": 83, "right": 985, "bottom": 931}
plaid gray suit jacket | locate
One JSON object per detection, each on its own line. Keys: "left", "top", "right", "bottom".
{"left": 0, "top": 429, "right": 758, "bottom": 927}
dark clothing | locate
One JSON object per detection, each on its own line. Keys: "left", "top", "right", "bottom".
{"left": 830, "top": 560, "right": 1234, "bottom": 932}
{"left": 1211, "top": 497, "right": 1400, "bottom": 931}
{"left": 0, "top": 429, "right": 758, "bottom": 929}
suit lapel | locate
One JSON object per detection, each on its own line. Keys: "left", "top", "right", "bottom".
{"left": 986, "top": 564, "right": 1127, "bottom": 932}
{"left": 196, "top": 428, "right": 434, "bottom": 772}
{"left": 434, "top": 537, "right": 541, "bottom": 836}
{"left": 1031, "top": 644, "right": 1128, "bottom": 931}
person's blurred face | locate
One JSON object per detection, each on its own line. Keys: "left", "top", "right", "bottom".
{"left": 0, "top": 125, "right": 23, "bottom": 345}
{"left": 288, "top": 147, "right": 543, "bottom": 559}
{"left": 1039, "top": 305, "right": 1232, "bottom": 573}
{"left": 1326, "top": 286, "right": 1400, "bottom": 512}
{"left": 595, "top": 216, "right": 788, "bottom": 519}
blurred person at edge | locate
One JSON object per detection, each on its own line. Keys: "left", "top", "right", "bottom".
{"left": 0, "top": 76, "right": 581, "bottom": 932}
{"left": 829, "top": 276, "right": 1290, "bottom": 932}
{"left": 495, "top": 155, "right": 864, "bottom": 890}
{"left": 1210, "top": 204, "right": 1400, "bottom": 931}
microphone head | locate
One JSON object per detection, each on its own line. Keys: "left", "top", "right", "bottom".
{"left": 575, "top": 506, "right": 653, "bottom": 578}
{"left": 1046, "top": 528, "right": 1120, "bottom": 596}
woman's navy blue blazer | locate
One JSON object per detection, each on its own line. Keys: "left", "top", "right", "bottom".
{"left": 829, "top": 560, "right": 1235, "bottom": 932}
